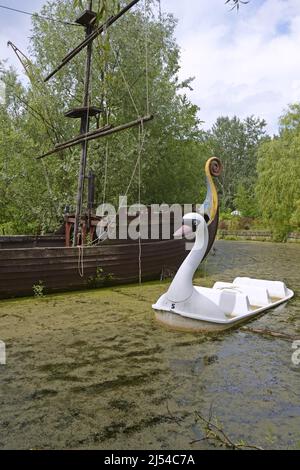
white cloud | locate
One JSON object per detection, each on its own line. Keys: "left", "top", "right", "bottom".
{"left": 1, "top": 0, "right": 300, "bottom": 134}
{"left": 163, "top": 0, "right": 300, "bottom": 134}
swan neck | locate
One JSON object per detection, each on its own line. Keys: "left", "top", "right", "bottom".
{"left": 167, "top": 224, "right": 209, "bottom": 303}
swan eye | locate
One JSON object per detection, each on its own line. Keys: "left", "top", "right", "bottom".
{"left": 192, "top": 219, "right": 197, "bottom": 232}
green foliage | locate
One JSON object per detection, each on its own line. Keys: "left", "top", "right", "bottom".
{"left": 33, "top": 281, "right": 45, "bottom": 298}
{"left": 290, "top": 200, "right": 300, "bottom": 230}
{"left": 279, "top": 103, "right": 300, "bottom": 134}
{"left": 219, "top": 210, "right": 233, "bottom": 221}
{"left": 234, "top": 183, "right": 259, "bottom": 218}
{"left": 256, "top": 106, "right": 300, "bottom": 240}
{"left": 88, "top": 266, "right": 114, "bottom": 287}
{"left": 0, "top": 222, "right": 16, "bottom": 235}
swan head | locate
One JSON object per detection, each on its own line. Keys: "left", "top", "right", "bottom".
{"left": 174, "top": 212, "right": 206, "bottom": 238}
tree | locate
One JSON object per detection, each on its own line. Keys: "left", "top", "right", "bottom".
{"left": 203, "top": 115, "right": 266, "bottom": 210}
{"left": 234, "top": 183, "right": 259, "bottom": 218}
{"left": 256, "top": 106, "right": 300, "bottom": 240}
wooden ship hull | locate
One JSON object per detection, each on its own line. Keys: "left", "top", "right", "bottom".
{"left": 0, "top": 213, "right": 187, "bottom": 300}
{"left": 0, "top": 236, "right": 187, "bottom": 300}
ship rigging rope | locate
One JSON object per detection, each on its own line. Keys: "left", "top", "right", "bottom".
{"left": 0, "top": 4, "right": 81, "bottom": 26}
{"left": 112, "top": 48, "right": 140, "bottom": 117}
{"left": 102, "top": 141, "right": 109, "bottom": 205}
{"left": 138, "top": 122, "right": 143, "bottom": 285}
{"left": 78, "top": 244, "right": 84, "bottom": 278}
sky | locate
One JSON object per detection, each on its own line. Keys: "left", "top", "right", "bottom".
{"left": 1, "top": 0, "right": 300, "bottom": 134}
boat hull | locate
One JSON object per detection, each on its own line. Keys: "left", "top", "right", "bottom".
{"left": 154, "top": 290, "right": 294, "bottom": 332}
{"left": 0, "top": 239, "right": 187, "bottom": 299}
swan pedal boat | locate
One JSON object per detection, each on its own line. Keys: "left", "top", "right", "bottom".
{"left": 152, "top": 158, "right": 294, "bottom": 331}
{"left": 153, "top": 277, "right": 294, "bottom": 330}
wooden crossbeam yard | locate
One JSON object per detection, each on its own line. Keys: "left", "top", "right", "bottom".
{"left": 37, "top": 115, "right": 153, "bottom": 160}
{"left": 44, "top": 0, "right": 141, "bottom": 82}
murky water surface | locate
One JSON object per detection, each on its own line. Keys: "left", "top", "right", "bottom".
{"left": 0, "top": 241, "right": 299, "bottom": 449}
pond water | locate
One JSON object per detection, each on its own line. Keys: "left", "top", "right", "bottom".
{"left": 0, "top": 240, "right": 299, "bottom": 450}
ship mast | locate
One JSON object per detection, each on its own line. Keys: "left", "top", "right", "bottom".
{"left": 38, "top": 0, "right": 152, "bottom": 246}
{"left": 74, "top": 0, "right": 94, "bottom": 246}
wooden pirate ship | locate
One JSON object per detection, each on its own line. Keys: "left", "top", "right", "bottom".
{"left": 0, "top": 0, "right": 191, "bottom": 299}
